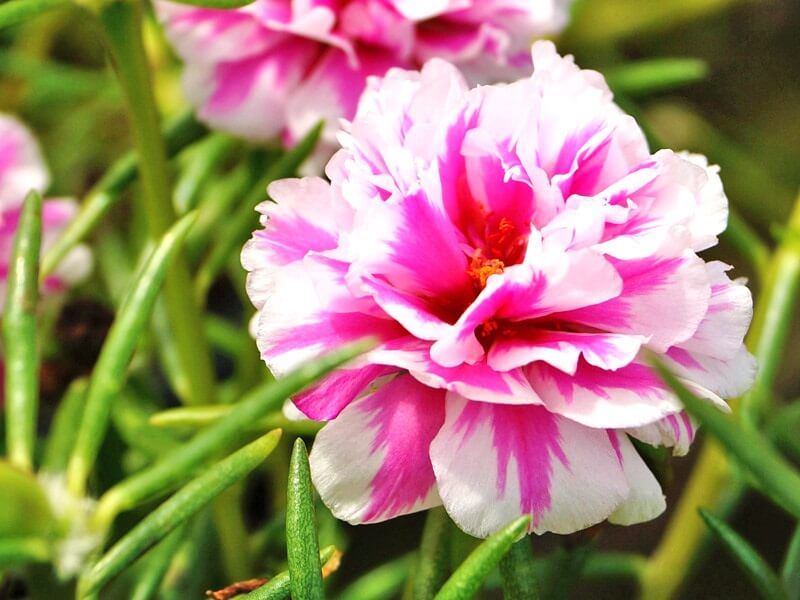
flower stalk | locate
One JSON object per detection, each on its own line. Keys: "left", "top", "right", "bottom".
{"left": 97, "top": 0, "right": 214, "bottom": 405}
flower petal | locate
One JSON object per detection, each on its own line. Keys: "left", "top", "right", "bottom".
{"left": 606, "top": 430, "right": 666, "bottom": 525}
{"left": 310, "top": 374, "right": 445, "bottom": 523}
{"left": 430, "top": 396, "right": 632, "bottom": 536}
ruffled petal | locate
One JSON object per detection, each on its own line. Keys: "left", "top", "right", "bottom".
{"left": 310, "top": 374, "right": 445, "bottom": 523}
{"left": 430, "top": 396, "right": 634, "bottom": 536}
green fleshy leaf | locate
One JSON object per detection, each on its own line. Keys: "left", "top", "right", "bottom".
{"left": 65, "top": 212, "right": 197, "bottom": 496}
{"left": 243, "top": 545, "right": 337, "bottom": 600}
{"left": 148, "top": 404, "right": 322, "bottom": 436}
{"left": 41, "top": 378, "right": 88, "bottom": 473}
{"left": 286, "top": 438, "right": 324, "bottom": 600}
{"left": 0, "top": 0, "right": 70, "bottom": 30}
{"left": 699, "top": 509, "right": 786, "bottom": 600}
{"left": 782, "top": 525, "right": 800, "bottom": 600}
{"left": 0, "top": 537, "right": 51, "bottom": 569}
{"left": 413, "top": 507, "right": 452, "bottom": 600}
{"left": 651, "top": 358, "right": 800, "bottom": 519}
{"left": 129, "top": 524, "right": 188, "bottom": 600}
{"left": 173, "top": 133, "right": 238, "bottom": 214}
{"left": 78, "top": 431, "right": 282, "bottom": 597}
{"left": 93, "top": 340, "right": 371, "bottom": 529}
{"left": 606, "top": 58, "right": 708, "bottom": 96}
{"left": 339, "top": 554, "right": 413, "bottom": 600}
{"left": 433, "top": 516, "right": 531, "bottom": 600}
{"left": 3, "top": 190, "right": 42, "bottom": 472}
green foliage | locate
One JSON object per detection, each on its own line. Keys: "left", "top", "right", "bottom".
{"left": 0, "top": 0, "right": 69, "bottom": 31}
{"left": 3, "top": 191, "right": 42, "bottom": 472}
{"left": 66, "top": 212, "right": 198, "bottom": 497}
{"left": 286, "top": 439, "right": 324, "bottom": 600}
{"left": 699, "top": 509, "right": 787, "bottom": 600}
{"left": 434, "top": 516, "right": 531, "bottom": 600}
{"left": 499, "top": 539, "right": 540, "bottom": 600}
{"left": 0, "top": 1, "right": 799, "bottom": 598}
{"left": 78, "top": 431, "right": 282, "bottom": 597}
{"left": 652, "top": 358, "right": 800, "bottom": 520}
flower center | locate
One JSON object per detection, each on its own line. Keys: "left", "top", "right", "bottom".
{"left": 467, "top": 249, "right": 504, "bottom": 292}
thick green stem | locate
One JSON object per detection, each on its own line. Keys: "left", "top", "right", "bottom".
{"left": 641, "top": 190, "right": 800, "bottom": 599}
{"left": 499, "top": 538, "right": 539, "bottom": 600}
{"left": 98, "top": 0, "right": 214, "bottom": 405}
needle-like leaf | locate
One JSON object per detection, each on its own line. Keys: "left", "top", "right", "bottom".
{"left": 286, "top": 439, "right": 323, "bottom": 600}
{"left": 3, "top": 190, "right": 42, "bottom": 472}
{"left": 652, "top": 357, "right": 800, "bottom": 520}
{"left": 79, "top": 431, "right": 282, "bottom": 598}
{"left": 699, "top": 509, "right": 786, "bottom": 600}
{"left": 433, "top": 516, "right": 531, "bottom": 600}
{"left": 66, "top": 212, "right": 197, "bottom": 496}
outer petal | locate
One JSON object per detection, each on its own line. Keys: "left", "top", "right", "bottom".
{"left": 677, "top": 262, "right": 753, "bottom": 361}
{"left": 253, "top": 262, "right": 404, "bottom": 377}
{"left": 292, "top": 364, "right": 397, "bottom": 420}
{"left": 310, "top": 374, "right": 445, "bottom": 523}
{"left": 560, "top": 252, "right": 711, "bottom": 352}
{"left": 626, "top": 411, "right": 696, "bottom": 457}
{"left": 242, "top": 176, "right": 346, "bottom": 310}
{"left": 430, "top": 396, "right": 632, "bottom": 536}
{"left": 607, "top": 430, "right": 666, "bottom": 524}
{"left": 528, "top": 360, "right": 680, "bottom": 428}
{"left": 665, "top": 346, "right": 756, "bottom": 400}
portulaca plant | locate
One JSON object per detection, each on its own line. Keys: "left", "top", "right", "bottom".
{"left": 0, "top": 0, "right": 799, "bottom": 599}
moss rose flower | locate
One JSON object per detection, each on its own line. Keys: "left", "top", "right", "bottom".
{"left": 242, "top": 42, "right": 755, "bottom": 537}
{"left": 157, "top": 0, "right": 571, "bottom": 153}
{"left": 0, "top": 114, "right": 91, "bottom": 306}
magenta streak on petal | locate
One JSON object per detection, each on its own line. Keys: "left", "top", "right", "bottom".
{"left": 666, "top": 347, "right": 704, "bottom": 371}
{"left": 380, "top": 189, "right": 472, "bottom": 299}
{"left": 209, "top": 54, "right": 269, "bottom": 112}
{"left": 666, "top": 414, "right": 681, "bottom": 441}
{"left": 453, "top": 402, "right": 567, "bottom": 527}
{"left": 262, "top": 312, "right": 404, "bottom": 357}
{"left": 606, "top": 430, "right": 623, "bottom": 466}
{"left": 254, "top": 208, "right": 337, "bottom": 265}
{"left": 534, "top": 360, "right": 667, "bottom": 408}
{"left": 293, "top": 363, "right": 397, "bottom": 421}
{"left": 560, "top": 256, "right": 684, "bottom": 330}
{"left": 361, "top": 375, "right": 445, "bottom": 521}
{"left": 172, "top": 7, "right": 256, "bottom": 31}
{"left": 708, "top": 301, "right": 735, "bottom": 314}
{"left": 681, "top": 412, "right": 695, "bottom": 443}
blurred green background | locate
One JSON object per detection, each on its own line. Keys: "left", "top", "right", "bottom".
{"left": 1, "top": 0, "right": 798, "bottom": 598}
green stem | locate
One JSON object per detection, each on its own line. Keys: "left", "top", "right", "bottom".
{"left": 98, "top": 0, "right": 214, "bottom": 405}
{"left": 499, "top": 538, "right": 539, "bottom": 600}
{"left": 641, "top": 189, "right": 800, "bottom": 599}
{"left": 412, "top": 507, "right": 451, "bottom": 600}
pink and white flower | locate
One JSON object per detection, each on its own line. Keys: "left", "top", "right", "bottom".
{"left": 158, "top": 0, "right": 571, "bottom": 153}
{"left": 242, "top": 42, "right": 755, "bottom": 537}
{"left": 0, "top": 114, "right": 91, "bottom": 306}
